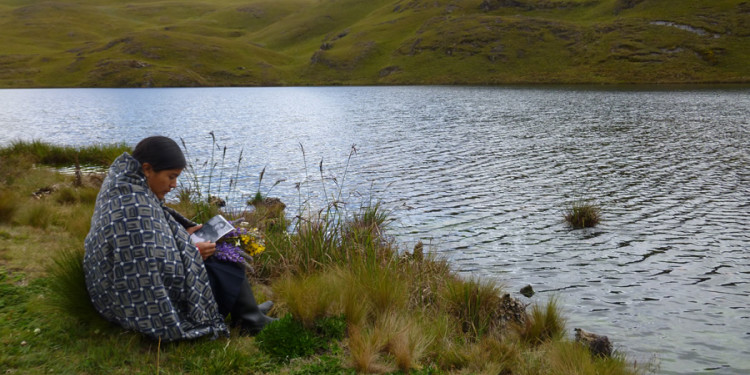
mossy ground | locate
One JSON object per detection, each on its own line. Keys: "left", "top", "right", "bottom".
{"left": 0, "top": 0, "right": 748, "bottom": 87}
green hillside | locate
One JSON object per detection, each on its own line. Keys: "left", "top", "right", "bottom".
{"left": 1, "top": 0, "right": 748, "bottom": 87}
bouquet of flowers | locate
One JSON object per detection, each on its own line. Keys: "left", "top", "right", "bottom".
{"left": 214, "top": 222, "right": 266, "bottom": 271}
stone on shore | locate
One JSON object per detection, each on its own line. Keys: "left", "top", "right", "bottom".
{"left": 574, "top": 328, "right": 613, "bottom": 358}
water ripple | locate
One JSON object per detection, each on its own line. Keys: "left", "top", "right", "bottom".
{"left": 1, "top": 86, "right": 749, "bottom": 374}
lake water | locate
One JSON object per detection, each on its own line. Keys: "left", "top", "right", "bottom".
{"left": 1, "top": 86, "right": 748, "bottom": 374}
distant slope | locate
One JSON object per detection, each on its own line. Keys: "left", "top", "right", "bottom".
{"left": 1, "top": 0, "right": 748, "bottom": 87}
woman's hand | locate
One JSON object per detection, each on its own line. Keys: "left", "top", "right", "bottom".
{"left": 195, "top": 241, "right": 216, "bottom": 260}
{"left": 187, "top": 224, "right": 202, "bottom": 235}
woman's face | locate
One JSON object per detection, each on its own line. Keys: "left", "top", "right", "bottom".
{"left": 144, "top": 165, "right": 183, "bottom": 200}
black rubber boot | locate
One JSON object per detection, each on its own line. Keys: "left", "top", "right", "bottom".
{"left": 231, "top": 280, "right": 277, "bottom": 335}
{"left": 258, "top": 300, "right": 273, "bottom": 315}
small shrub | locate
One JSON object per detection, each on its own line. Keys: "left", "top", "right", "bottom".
{"left": 564, "top": 200, "right": 601, "bottom": 228}
{"left": 256, "top": 314, "right": 323, "bottom": 361}
{"left": 316, "top": 315, "right": 347, "bottom": 341}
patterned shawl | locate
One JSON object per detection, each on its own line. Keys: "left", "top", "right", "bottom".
{"left": 83, "top": 152, "right": 229, "bottom": 341}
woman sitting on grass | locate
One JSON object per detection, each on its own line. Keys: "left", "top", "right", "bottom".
{"left": 83, "top": 136, "right": 274, "bottom": 341}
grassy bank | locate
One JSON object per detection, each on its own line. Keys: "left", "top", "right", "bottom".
{"left": 0, "top": 0, "right": 748, "bottom": 87}
{"left": 0, "top": 141, "right": 653, "bottom": 374}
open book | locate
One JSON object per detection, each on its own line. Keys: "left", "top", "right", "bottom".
{"left": 190, "top": 215, "right": 234, "bottom": 243}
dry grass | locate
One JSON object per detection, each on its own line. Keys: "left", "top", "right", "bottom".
{"left": 347, "top": 325, "right": 387, "bottom": 373}
{"left": 272, "top": 272, "right": 336, "bottom": 329}
{"left": 376, "top": 312, "right": 432, "bottom": 372}
{"left": 336, "top": 269, "right": 371, "bottom": 326}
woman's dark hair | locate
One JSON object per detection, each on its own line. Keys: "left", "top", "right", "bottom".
{"left": 132, "top": 136, "right": 187, "bottom": 172}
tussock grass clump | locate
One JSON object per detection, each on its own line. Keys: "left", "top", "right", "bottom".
{"left": 400, "top": 248, "right": 452, "bottom": 307}
{"left": 348, "top": 311, "right": 432, "bottom": 373}
{"left": 564, "top": 200, "right": 602, "bottom": 228}
{"left": 16, "top": 200, "right": 55, "bottom": 229}
{"left": 347, "top": 324, "right": 387, "bottom": 373}
{"left": 439, "top": 337, "right": 521, "bottom": 374}
{"left": 0, "top": 154, "right": 35, "bottom": 186}
{"left": 0, "top": 189, "right": 19, "bottom": 223}
{"left": 441, "top": 277, "right": 506, "bottom": 339}
{"left": 514, "top": 297, "right": 566, "bottom": 346}
{"left": 545, "top": 339, "right": 657, "bottom": 375}
{"left": 257, "top": 213, "right": 396, "bottom": 281}
{"left": 54, "top": 186, "right": 80, "bottom": 205}
{"left": 45, "top": 247, "right": 105, "bottom": 327}
{"left": 53, "top": 186, "right": 99, "bottom": 205}
{"left": 343, "top": 202, "right": 391, "bottom": 247}
{"left": 261, "top": 217, "right": 335, "bottom": 276}
{"left": 58, "top": 204, "right": 95, "bottom": 241}
{"left": 352, "top": 262, "right": 409, "bottom": 318}
{"left": 375, "top": 312, "right": 432, "bottom": 372}
{"left": 273, "top": 272, "right": 336, "bottom": 328}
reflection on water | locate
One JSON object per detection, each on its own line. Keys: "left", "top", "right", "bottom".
{"left": 1, "top": 86, "right": 749, "bottom": 374}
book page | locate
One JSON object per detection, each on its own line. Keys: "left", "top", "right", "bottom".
{"left": 190, "top": 215, "right": 234, "bottom": 243}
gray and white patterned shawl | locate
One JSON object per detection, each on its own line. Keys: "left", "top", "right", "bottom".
{"left": 84, "top": 152, "right": 229, "bottom": 341}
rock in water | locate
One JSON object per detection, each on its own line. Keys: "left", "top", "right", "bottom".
{"left": 208, "top": 195, "right": 226, "bottom": 207}
{"left": 520, "top": 284, "right": 535, "bottom": 298}
{"left": 574, "top": 328, "right": 612, "bottom": 358}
